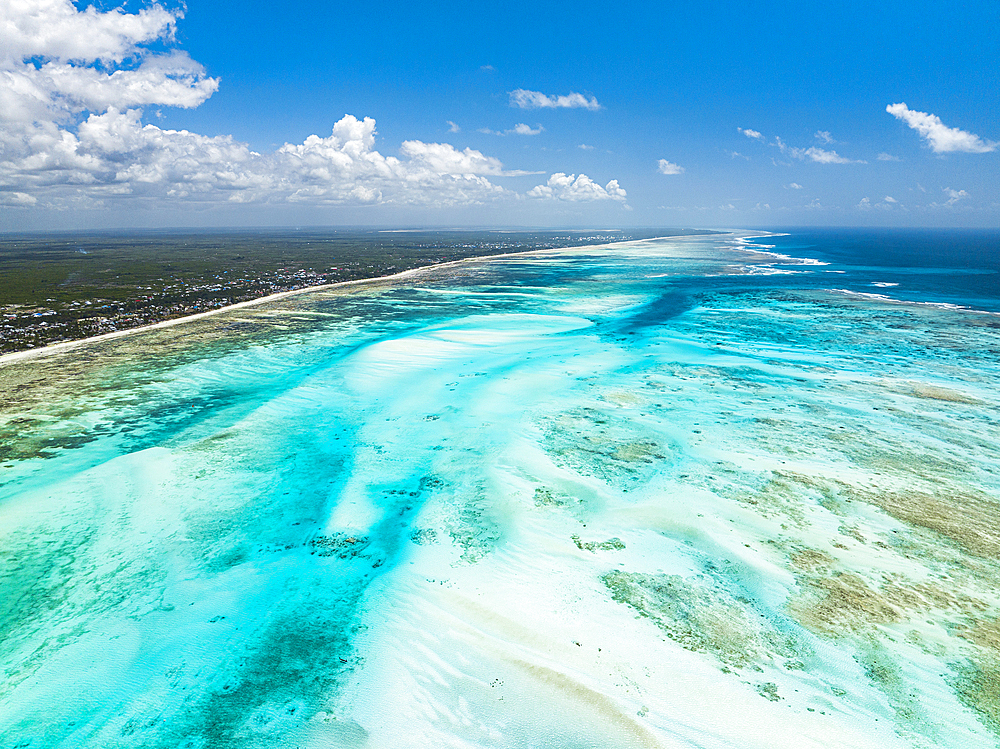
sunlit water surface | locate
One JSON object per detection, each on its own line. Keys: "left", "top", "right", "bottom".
{"left": 2, "top": 232, "right": 1000, "bottom": 749}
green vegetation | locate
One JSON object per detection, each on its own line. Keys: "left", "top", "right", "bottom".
{"left": 0, "top": 228, "right": 711, "bottom": 353}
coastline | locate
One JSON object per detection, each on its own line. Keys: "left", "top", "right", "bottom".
{"left": 0, "top": 232, "right": 734, "bottom": 368}
{"left": 3, "top": 225, "right": 999, "bottom": 746}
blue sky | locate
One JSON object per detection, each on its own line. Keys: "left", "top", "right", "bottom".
{"left": 1, "top": 0, "right": 997, "bottom": 229}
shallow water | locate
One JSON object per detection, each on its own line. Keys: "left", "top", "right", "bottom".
{"left": 2, "top": 232, "right": 1000, "bottom": 748}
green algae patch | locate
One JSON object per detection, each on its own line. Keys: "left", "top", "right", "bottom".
{"left": 441, "top": 487, "right": 503, "bottom": 564}
{"left": 539, "top": 408, "right": 667, "bottom": 487}
{"left": 309, "top": 533, "right": 371, "bottom": 559}
{"left": 789, "top": 572, "right": 901, "bottom": 636}
{"left": 140, "top": 588, "right": 367, "bottom": 749}
{"left": 852, "top": 486, "right": 1000, "bottom": 560}
{"left": 572, "top": 535, "right": 625, "bottom": 553}
{"left": 533, "top": 486, "right": 577, "bottom": 508}
{"left": 409, "top": 528, "right": 438, "bottom": 545}
{"left": 755, "top": 682, "right": 781, "bottom": 701}
{"left": 952, "top": 618, "right": 1000, "bottom": 738}
{"left": 856, "top": 640, "right": 936, "bottom": 740}
{"left": 950, "top": 659, "right": 1000, "bottom": 738}
{"left": 610, "top": 441, "right": 660, "bottom": 464}
{"left": 880, "top": 380, "right": 985, "bottom": 405}
{"left": 719, "top": 470, "right": 818, "bottom": 526}
{"left": 788, "top": 548, "right": 837, "bottom": 571}
{"left": 602, "top": 571, "right": 797, "bottom": 669}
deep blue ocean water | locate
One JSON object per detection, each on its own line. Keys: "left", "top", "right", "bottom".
{"left": 760, "top": 228, "right": 1000, "bottom": 312}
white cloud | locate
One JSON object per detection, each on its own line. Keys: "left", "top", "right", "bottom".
{"left": 657, "top": 159, "right": 684, "bottom": 175}
{"left": 742, "top": 129, "right": 862, "bottom": 163}
{"left": 786, "top": 182, "right": 803, "bottom": 189}
{"left": 943, "top": 187, "right": 968, "bottom": 206}
{"left": 798, "top": 146, "right": 862, "bottom": 164}
{"left": 2, "top": 1, "right": 616, "bottom": 213}
{"left": 0, "top": 191, "right": 38, "bottom": 207}
{"left": 509, "top": 89, "right": 601, "bottom": 110}
{"left": 774, "top": 137, "right": 864, "bottom": 164}
{"left": 877, "top": 152, "right": 900, "bottom": 161}
{"left": 1, "top": 109, "right": 519, "bottom": 207}
{"left": 0, "top": 0, "right": 177, "bottom": 63}
{"left": 859, "top": 196, "right": 899, "bottom": 211}
{"left": 886, "top": 103, "right": 997, "bottom": 153}
{"left": 447, "top": 121, "right": 460, "bottom": 133}
{"left": 781, "top": 146, "right": 867, "bottom": 164}
{"left": 578, "top": 144, "right": 594, "bottom": 150}
{"left": 814, "top": 130, "right": 834, "bottom": 144}
{"left": 0, "top": 1, "right": 217, "bottom": 128}
{"left": 399, "top": 139, "right": 505, "bottom": 175}
{"left": 0, "top": 1, "right": 563, "bottom": 210}
{"left": 528, "top": 173, "right": 626, "bottom": 203}
{"left": 478, "top": 123, "right": 545, "bottom": 136}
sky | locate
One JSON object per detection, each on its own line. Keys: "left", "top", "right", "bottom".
{"left": 1, "top": 0, "right": 998, "bottom": 230}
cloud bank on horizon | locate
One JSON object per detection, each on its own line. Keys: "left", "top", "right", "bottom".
{"left": 0, "top": 0, "right": 996, "bottom": 227}
{"left": 0, "top": 0, "right": 620, "bottom": 213}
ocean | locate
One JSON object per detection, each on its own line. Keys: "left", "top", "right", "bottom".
{"left": 1, "top": 229, "right": 998, "bottom": 748}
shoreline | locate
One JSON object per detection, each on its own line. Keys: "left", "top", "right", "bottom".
{"left": 0, "top": 231, "right": 740, "bottom": 368}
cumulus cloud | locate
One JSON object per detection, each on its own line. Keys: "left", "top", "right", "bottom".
{"left": 942, "top": 187, "right": 968, "bottom": 206}
{"left": 509, "top": 89, "right": 601, "bottom": 110}
{"left": 0, "top": 0, "right": 217, "bottom": 127}
{"left": 887, "top": 103, "right": 997, "bottom": 153}
{"left": 0, "top": 191, "right": 38, "bottom": 206}
{"left": 739, "top": 128, "right": 763, "bottom": 140}
{"left": 398, "top": 139, "right": 505, "bottom": 175}
{"left": 1, "top": 108, "right": 524, "bottom": 207}
{"left": 1, "top": 0, "right": 176, "bottom": 63}
{"left": 657, "top": 159, "right": 684, "bottom": 175}
{"left": 1, "top": 2, "right": 626, "bottom": 213}
{"left": 578, "top": 144, "right": 594, "bottom": 150}
{"left": 0, "top": 0, "right": 573, "bottom": 210}
{"left": 786, "top": 182, "right": 803, "bottom": 189}
{"left": 447, "top": 121, "right": 460, "bottom": 133}
{"left": 814, "top": 130, "right": 834, "bottom": 144}
{"left": 774, "top": 137, "right": 864, "bottom": 164}
{"left": 527, "top": 173, "right": 627, "bottom": 203}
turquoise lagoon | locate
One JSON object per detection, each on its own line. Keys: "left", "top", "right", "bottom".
{"left": 1, "top": 232, "right": 999, "bottom": 748}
